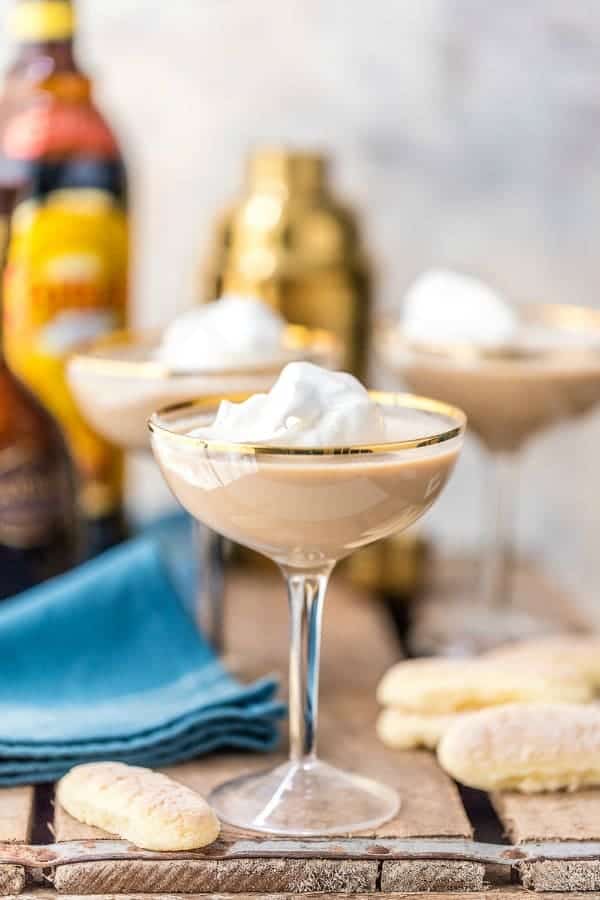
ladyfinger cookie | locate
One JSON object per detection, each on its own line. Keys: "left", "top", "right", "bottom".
{"left": 437, "top": 703, "right": 600, "bottom": 793}
{"left": 57, "top": 762, "right": 220, "bottom": 851}
{"left": 377, "top": 708, "right": 460, "bottom": 749}
{"left": 376, "top": 658, "right": 592, "bottom": 714}
{"left": 487, "top": 635, "right": 600, "bottom": 690}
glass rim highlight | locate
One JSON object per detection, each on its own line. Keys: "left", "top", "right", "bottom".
{"left": 68, "top": 323, "right": 341, "bottom": 380}
{"left": 147, "top": 391, "right": 467, "bottom": 457}
{"left": 380, "top": 301, "right": 600, "bottom": 364}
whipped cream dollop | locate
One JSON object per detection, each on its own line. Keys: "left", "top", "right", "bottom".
{"left": 191, "top": 361, "right": 388, "bottom": 446}
{"left": 156, "top": 295, "right": 286, "bottom": 372}
{"left": 402, "top": 269, "right": 518, "bottom": 347}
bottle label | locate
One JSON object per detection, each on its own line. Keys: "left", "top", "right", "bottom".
{"left": 9, "top": 1, "right": 75, "bottom": 43}
{"left": 3, "top": 99, "right": 118, "bottom": 161}
{"left": 3, "top": 187, "right": 127, "bottom": 517}
{"left": 0, "top": 442, "right": 71, "bottom": 548}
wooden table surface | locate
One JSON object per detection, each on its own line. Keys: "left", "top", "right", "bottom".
{"left": 0, "top": 562, "right": 599, "bottom": 897}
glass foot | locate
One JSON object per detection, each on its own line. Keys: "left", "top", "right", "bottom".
{"left": 409, "top": 601, "right": 559, "bottom": 656}
{"left": 209, "top": 758, "right": 400, "bottom": 836}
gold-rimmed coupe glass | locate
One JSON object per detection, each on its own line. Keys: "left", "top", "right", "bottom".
{"left": 379, "top": 303, "right": 600, "bottom": 652}
{"left": 68, "top": 325, "right": 339, "bottom": 654}
{"left": 149, "top": 392, "right": 465, "bottom": 836}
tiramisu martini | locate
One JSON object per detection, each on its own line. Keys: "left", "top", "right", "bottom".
{"left": 68, "top": 295, "right": 338, "bottom": 651}
{"left": 379, "top": 270, "right": 600, "bottom": 651}
{"left": 68, "top": 296, "right": 337, "bottom": 452}
{"left": 150, "top": 362, "right": 465, "bottom": 835}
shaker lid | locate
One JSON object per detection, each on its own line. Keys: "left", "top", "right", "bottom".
{"left": 246, "top": 148, "right": 327, "bottom": 194}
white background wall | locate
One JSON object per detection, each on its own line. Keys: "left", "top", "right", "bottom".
{"left": 2, "top": 0, "right": 600, "bottom": 618}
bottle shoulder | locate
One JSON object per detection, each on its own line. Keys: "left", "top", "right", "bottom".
{"left": 0, "top": 53, "right": 124, "bottom": 171}
{"left": 5, "top": 38, "right": 82, "bottom": 80}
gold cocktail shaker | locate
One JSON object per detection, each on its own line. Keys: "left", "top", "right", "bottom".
{"left": 203, "top": 147, "right": 425, "bottom": 613}
{"left": 204, "top": 148, "right": 369, "bottom": 378}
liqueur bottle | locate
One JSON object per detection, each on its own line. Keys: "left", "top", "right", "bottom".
{"left": 0, "top": 0, "right": 129, "bottom": 556}
{"left": 0, "top": 195, "right": 78, "bottom": 599}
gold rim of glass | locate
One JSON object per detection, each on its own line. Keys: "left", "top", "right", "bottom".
{"left": 380, "top": 302, "right": 600, "bottom": 363}
{"left": 68, "top": 323, "right": 341, "bottom": 378}
{"left": 148, "top": 391, "right": 466, "bottom": 457}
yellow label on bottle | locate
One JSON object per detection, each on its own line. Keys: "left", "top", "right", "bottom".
{"left": 3, "top": 188, "right": 128, "bottom": 517}
{"left": 9, "top": 0, "right": 75, "bottom": 42}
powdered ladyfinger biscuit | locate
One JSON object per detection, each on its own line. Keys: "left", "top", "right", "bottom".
{"left": 437, "top": 703, "right": 600, "bottom": 793}
{"left": 376, "top": 657, "right": 592, "bottom": 714}
{"left": 487, "top": 635, "right": 600, "bottom": 691}
{"left": 57, "top": 762, "right": 220, "bottom": 851}
{"left": 377, "top": 708, "right": 461, "bottom": 750}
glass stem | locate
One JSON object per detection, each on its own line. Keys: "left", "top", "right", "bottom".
{"left": 196, "top": 522, "right": 226, "bottom": 655}
{"left": 481, "top": 451, "right": 517, "bottom": 610}
{"left": 282, "top": 566, "right": 332, "bottom": 763}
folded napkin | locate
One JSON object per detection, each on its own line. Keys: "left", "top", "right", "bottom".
{"left": 0, "top": 532, "right": 283, "bottom": 784}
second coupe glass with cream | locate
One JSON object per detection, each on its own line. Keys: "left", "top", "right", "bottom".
{"left": 68, "top": 296, "right": 338, "bottom": 652}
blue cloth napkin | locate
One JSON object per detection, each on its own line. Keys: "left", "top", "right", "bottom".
{"left": 0, "top": 533, "right": 284, "bottom": 784}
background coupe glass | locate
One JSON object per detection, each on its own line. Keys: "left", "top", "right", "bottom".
{"left": 69, "top": 325, "right": 338, "bottom": 653}
{"left": 379, "top": 303, "right": 600, "bottom": 652}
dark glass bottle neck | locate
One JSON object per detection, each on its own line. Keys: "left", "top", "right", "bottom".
{"left": 10, "top": 37, "right": 79, "bottom": 76}
{"left": 0, "top": 189, "right": 19, "bottom": 361}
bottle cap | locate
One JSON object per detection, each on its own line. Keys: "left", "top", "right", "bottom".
{"left": 10, "top": 0, "right": 75, "bottom": 42}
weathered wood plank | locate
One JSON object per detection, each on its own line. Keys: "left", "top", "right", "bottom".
{"left": 225, "top": 568, "right": 402, "bottom": 691}
{"left": 0, "top": 868, "right": 24, "bottom": 897}
{"left": 52, "top": 808, "right": 103, "bottom": 844}
{"left": 159, "top": 748, "right": 472, "bottom": 842}
{"left": 53, "top": 858, "right": 379, "bottom": 895}
{"left": 493, "top": 790, "right": 600, "bottom": 842}
{"left": 380, "top": 859, "right": 485, "bottom": 892}
{"left": 6, "top": 888, "right": 600, "bottom": 899}
{"left": 491, "top": 761, "right": 600, "bottom": 891}
{"left": 427, "top": 558, "right": 591, "bottom": 632}
{"left": 0, "top": 787, "right": 34, "bottom": 895}
{"left": 411, "top": 557, "right": 590, "bottom": 654}
{"left": 519, "top": 860, "right": 600, "bottom": 892}
{"left": 0, "top": 789, "right": 34, "bottom": 844}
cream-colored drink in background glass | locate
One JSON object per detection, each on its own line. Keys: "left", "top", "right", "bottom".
{"left": 69, "top": 296, "right": 338, "bottom": 451}
{"left": 68, "top": 296, "right": 339, "bottom": 653}
{"left": 378, "top": 270, "right": 600, "bottom": 652}
{"left": 150, "top": 362, "right": 465, "bottom": 835}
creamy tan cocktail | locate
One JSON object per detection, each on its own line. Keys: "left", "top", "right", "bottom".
{"left": 379, "top": 270, "right": 600, "bottom": 652}
{"left": 68, "top": 298, "right": 338, "bottom": 453}
{"left": 153, "top": 412, "right": 460, "bottom": 567}
{"left": 68, "top": 296, "right": 338, "bottom": 655}
{"left": 381, "top": 303, "right": 600, "bottom": 452}
{"left": 380, "top": 272, "right": 600, "bottom": 451}
{"left": 149, "top": 362, "right": 465, "bottom": 836}
{"left": 68, "top": 334, "right": 333, "bottom": 452}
